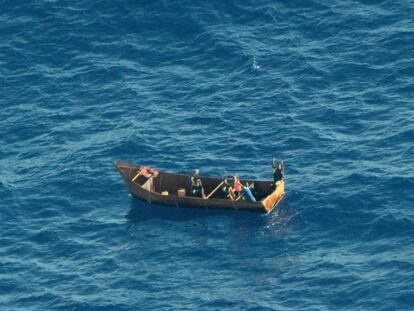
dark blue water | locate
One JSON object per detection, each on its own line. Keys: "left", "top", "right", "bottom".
{"left": 2, "top": 1, "right": 414, "bottom": 310}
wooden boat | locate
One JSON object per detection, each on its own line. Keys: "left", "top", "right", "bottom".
{"left": 114, "top": 161, "right": 285, "bottom": 214}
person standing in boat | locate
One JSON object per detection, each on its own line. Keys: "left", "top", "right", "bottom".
{"left": 272, "top": 158, "right": 284, "bottom": 187}
{"left": 191, "top": 169, "right": 205, "bottom": 198}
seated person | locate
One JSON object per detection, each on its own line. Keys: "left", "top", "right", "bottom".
{"left": 226, "top": 186, "right": 238, "bottom": 200}
{"left": 234, "top": 175, "right": 242, "bottom": 197}
{"left": 235, "top": 181, "right": 256, "bottom": 202}
{"left": 242, "top": 182, "right": 256, "bottom": 202}
{"left": 191, "top": 169, "right": 205, "bottom": 198}
{"left": 221, "top": 176, "right": 236, "bottom": 200}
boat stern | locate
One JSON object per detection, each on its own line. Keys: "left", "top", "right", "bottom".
{"left": 262, "top": 180, "right": 285, "bottom": 213}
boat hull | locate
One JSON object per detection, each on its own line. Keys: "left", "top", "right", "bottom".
{"left": 115, "top": 161, "right": 284, "bottom": 213}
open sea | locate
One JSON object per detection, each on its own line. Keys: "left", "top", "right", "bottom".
{"left": 1, "top": 0, "right": 413, "bottom": 310}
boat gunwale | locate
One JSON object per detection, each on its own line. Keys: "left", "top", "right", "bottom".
{"left": 115, "top": 161, "right": 269, "bottom": 185}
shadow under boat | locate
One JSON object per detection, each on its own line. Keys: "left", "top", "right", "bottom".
{"left": 124, "top": 195, "right": 295, "bottom": 241}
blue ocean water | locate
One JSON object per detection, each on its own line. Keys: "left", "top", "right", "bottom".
{"left": 1, "top": 0, "right": 414, "bottom": 309}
